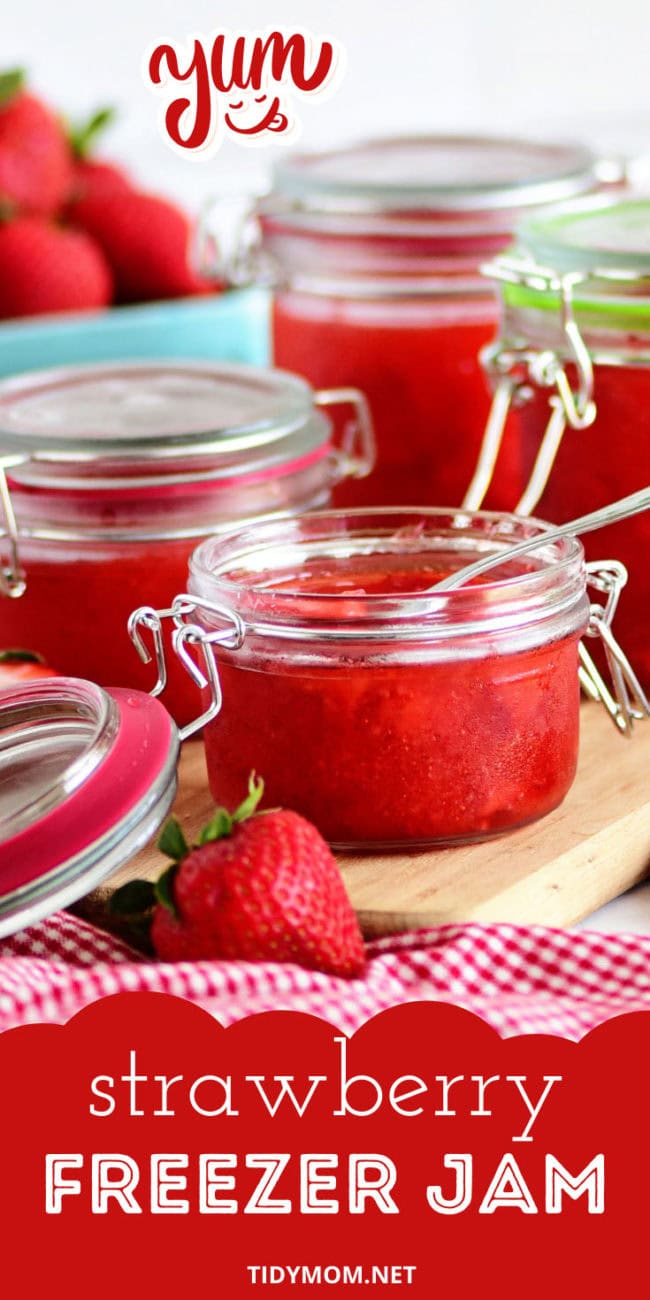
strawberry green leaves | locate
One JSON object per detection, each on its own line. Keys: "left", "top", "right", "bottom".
{"left": 157, "top": 818, "right": 189, "bottom": 862}
{"left": 199, "top": 774, "right": 265, "bottom": 844}
{"left": 154, "top": 863, "right": 180, "bottom": 916}
{"left": 111, "top": 775, "right": 265, "bottom": 923}
{"left": 109, "top": 879, "right": 156, "bottom": 915}
{"left": 69, "top": 106, "right": 116, "bottom": 159}
{"left": 0, "top": 70, "right": 24, "bottom": 109}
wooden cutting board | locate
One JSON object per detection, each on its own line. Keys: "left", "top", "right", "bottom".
{"left": 76, "top": 704, "right": 650, "bottom": 939}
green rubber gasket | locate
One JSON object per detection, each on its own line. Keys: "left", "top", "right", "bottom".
{"left": 503, "top": 280, "right": 650, "bottom": 328}
{"left": 504, "top": 198, "right": 650, "bottom": 325}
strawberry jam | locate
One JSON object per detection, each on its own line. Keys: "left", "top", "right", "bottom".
{"left": 188, "top": 509, "right": 591, "bottom": 849}
{"left": 1, "top": 535, "right": 201, "bottom": 724}
{"left": 273, "top": 294, "right": 505, "bottom": 509}
{"left": 0, "top": 360, "right": 371, "bottom": 726}
{"left": 482, "top": 198, "right": 650, "bottom": 689}
{"left": 258, "top": 134, "right": 607, "bottom": 511}
{"left": 519, "top": 367, "right": 650, "bottom": 689}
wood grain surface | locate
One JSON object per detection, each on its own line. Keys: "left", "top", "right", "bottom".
{"left": 76, "top": 704, "right": 650, "bottom": 939}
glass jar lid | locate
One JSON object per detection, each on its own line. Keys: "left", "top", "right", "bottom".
{"left": 518, "top": 197, "right": 650, "bottom": 273}
{"left": 0, "top": 677, "right": 178, "bottom": 938}
{"left": 0, "top": 360, "right": 329, "bottom": 469}
{"left": 270, "top": 135, "right": 601, "bottom": 215}
{"left": 492, "top": 198, "right": 650, "bottom": 322}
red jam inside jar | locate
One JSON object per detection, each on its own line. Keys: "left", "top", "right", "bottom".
{"left": 188, "top": 509, "right": 590, "bottom": 849}
{"left": 481, "top": 197, "right": 650, "bottom": 688}
{"left": 0, "top": 361, "right": 374, "bottom": 727}
{"left": 259, "top": 135, "right": 608, "bottom": 511}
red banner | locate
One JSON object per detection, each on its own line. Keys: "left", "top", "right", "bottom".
{"left": 1, "top": 994, "right": 646, "bottom": 1295}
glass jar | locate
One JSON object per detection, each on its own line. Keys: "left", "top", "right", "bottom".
{"left": 0, "top": 360, "right": 373, "bottom": 726}
{"left": 130, "top": 506, "right": 642, "bottom": 851}
{"left": 468, "top": 197, "right": 650, "bottom": 688}
{"left": 221, "top": 135, "right": 614, "bottom": 511}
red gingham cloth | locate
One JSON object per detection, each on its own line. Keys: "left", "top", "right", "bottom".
{"left": 1, "top": 912, "right": 649, "bottom": 1038}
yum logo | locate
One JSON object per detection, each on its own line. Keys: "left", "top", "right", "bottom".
{"left": 145, "top": 27, "right": 345, "bottom": 154}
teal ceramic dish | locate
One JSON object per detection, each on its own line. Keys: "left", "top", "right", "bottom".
{"left": 0, "top": 288, "right": 270, "bottom": 377}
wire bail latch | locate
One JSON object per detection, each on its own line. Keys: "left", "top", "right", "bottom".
{"left": 578, "top": 561, "right": 650, "bottom": 734}
{"left": 0, "top": 458, "right": 27, "bottom": 599}
{"left": 128, "top": 595, "right": 245, "bottom": 741}
{"left": 464, "top": 262, "right": 597, "bottom": 516}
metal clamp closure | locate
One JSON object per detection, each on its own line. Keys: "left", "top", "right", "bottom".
{"left": 578, "top": 561, "right": 650, "bottom": 735}
{"left": 129, "top": 595, "right": 245, "bottom": 741}
{"left": 0, "top": 459, "right": 26, "bottom": 599}
{"left": 196, "top": 196, "right": 278, "bottom": 288}
{"left": 464, "top": 264, "right": 597, "bottom": 515}
{"left": 314, "top": 387, "right": 376, "bottom": 480}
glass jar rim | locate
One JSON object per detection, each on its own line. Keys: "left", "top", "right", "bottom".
{"left": 0, "top": 678, "right": 179, "bottom": 939}
{"left": 270, "top": 134, "right": 601, "bottom": 217}
{"left": 0, "top": 677, "right": 117, "bottom": 841}
{"left": 188, "top": 507, "right": 587, "bottom": 643}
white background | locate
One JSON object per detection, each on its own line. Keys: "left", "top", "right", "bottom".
{"left": 5, "top": 0, "right": 650, "bottom": 932}
{"left": 5, "top": 0, "right": 650, "bottom": 206}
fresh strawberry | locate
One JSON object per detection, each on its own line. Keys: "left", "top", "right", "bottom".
{"left": 0, "top": 69, "right": 73, "bottom": 217}
{"left": 112, "top": 776, "right": 366, "bottom": 977}
{"left": 0, "top": 215, "right": 113, "bottom": 318}
{"left": 70, "top": 157, "right": 133, "bottom": 203}
{"left": 66, "top": 106, "right": 133, "bottom": 205}
{"left": 68, "top": 186, "right": 214, "bottom": 303}
{"left": 0, "top": 650, "right": 59, "bottom": 685}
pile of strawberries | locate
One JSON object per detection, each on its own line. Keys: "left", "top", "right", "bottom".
{"left": 0, "top": 68, "right": 214, "bottom": 319}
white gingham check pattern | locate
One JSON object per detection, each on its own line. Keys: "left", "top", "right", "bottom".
{"left": 1, "top": 912, "right": 649, "bottom": 1037}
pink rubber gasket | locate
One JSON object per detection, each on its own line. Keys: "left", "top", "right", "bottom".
{"left": 7, "top": 444, "right": 332, "bottom": 504}
{"left": 0, "top": 688, "right": 176, "bottom": 896}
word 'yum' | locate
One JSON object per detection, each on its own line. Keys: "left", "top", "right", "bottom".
{"left": 146, "top": 28, "right": 342, "bottom": 150}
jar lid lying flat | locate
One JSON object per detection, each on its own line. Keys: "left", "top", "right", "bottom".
{"left": 0, "top": 677, "right": 178, "bottom": 938}
{"left": 271, "top": 135, "right": 602, "bottom": 214}
{"left": 0, "top": 359, "right": 328, "bottom": 469}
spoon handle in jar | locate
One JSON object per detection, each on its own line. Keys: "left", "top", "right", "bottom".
{"left": 429, "top": 486, "right": 650, "bottom": 593}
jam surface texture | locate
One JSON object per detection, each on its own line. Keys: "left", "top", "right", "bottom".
{"left": 200, "top": 554, "right": 582, "bottom": 849}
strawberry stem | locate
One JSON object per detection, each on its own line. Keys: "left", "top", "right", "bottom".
{"left": 0, "top": 69, "right": 24, "bottom": 108}
{"left": 199, "top": 774, "right": 265, "bottom": 844}
{"left": 232, "top": 773, "right": 265, "bottom": 823}
{"left": 69, "top": 106, "right": 117, "bottom": 158}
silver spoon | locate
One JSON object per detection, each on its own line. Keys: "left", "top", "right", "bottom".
{"left": 429, "top": 486, "right": 650, "bottom": 593}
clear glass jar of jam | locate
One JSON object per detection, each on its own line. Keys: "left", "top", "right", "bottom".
{"left": 469, "top": 197, "right": 650, "bottom": 689}
{"left": 224, "top": 135, "right": 612, "bottom": 511}
{"left": 0, "top": 361, "right": 373, "bottom": 726}
{"left": 150, "top": 506, "right": 605, "bottom": 851}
